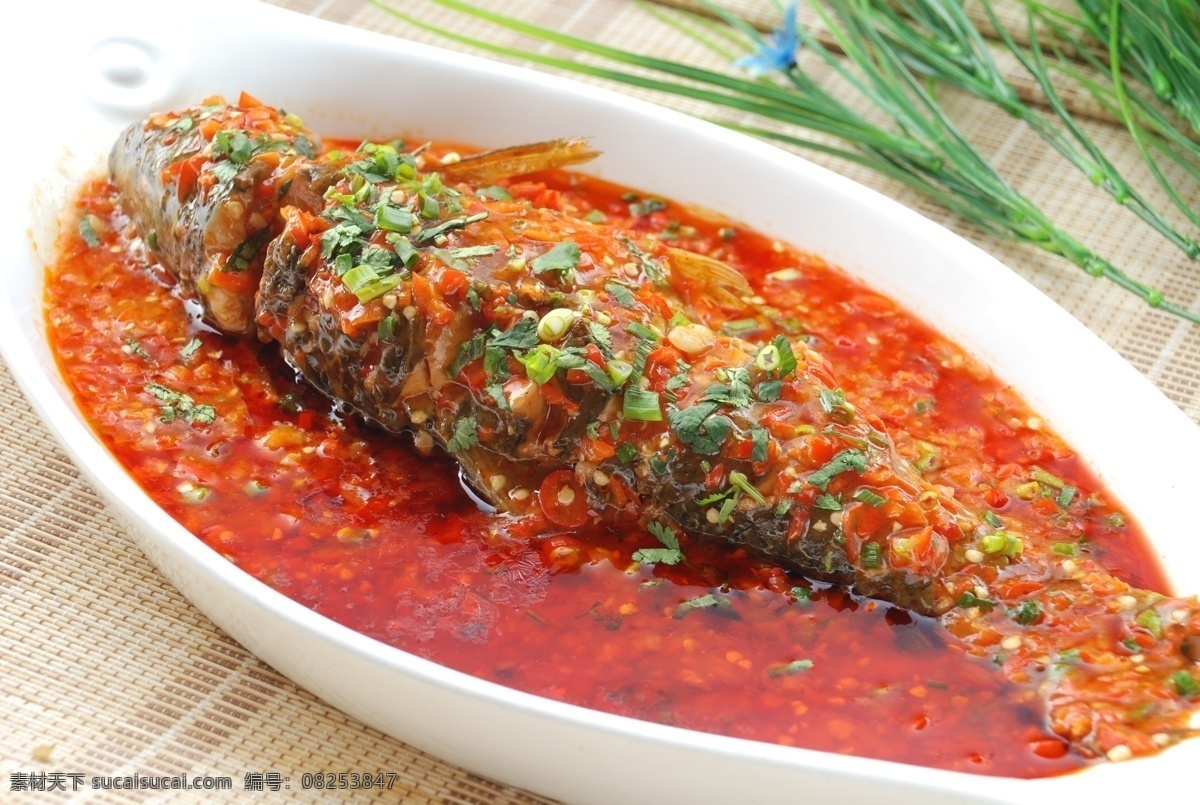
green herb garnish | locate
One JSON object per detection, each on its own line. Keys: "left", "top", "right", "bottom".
{"left": 668, "top": 401, "right": 733, "bottom": 455}
{"left": 144, "top": 383, "right": 216, "bottom": 425}
{"left": 853, "top": 488, "right": 886, "bottom": 508}
{"left": 623, "top": 386, "right": 663, "bottom": 422}
{"left": 767, "top": 659, "right": 814, "bottom": 677}
{"left": 530, "top": 240, "right": 581, "bottom": 280}
{"left": 808, "top": 449, "right": 868, "bottom": 491}
{"left": 446, "top": 416, "right": 479, "bottom": 452}
{"left": 957, "top": 592, "right": 996, "bottom": 611}
{"left": 633, "top": 521, "right": 683, "bottom": 566}
{"left": 78, "top": 217, "right": 101, "bottom": 248}
{"left": 413, "top": 211, "right": 488, "bottom": 244}
{"left": 1012, "top": 600, "right": 1042, "bottom": 626}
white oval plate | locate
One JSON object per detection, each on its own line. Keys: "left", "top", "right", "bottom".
{"left": 4, "top": 1, "right": 1199, "bottom": 802}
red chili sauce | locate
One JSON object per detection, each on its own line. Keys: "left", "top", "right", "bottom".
{"left": 47, "top": 144, "right": 1166, "bottom": 777}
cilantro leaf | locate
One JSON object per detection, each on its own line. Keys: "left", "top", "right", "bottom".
{"left": 587, "top": 320, "right": 613, "bottom": 358}
{"left": 807, "top": 449, "right": 868, "bottom": 490}
{"left": 668, "top": 401, "right": 732, "bottom": 455}
{"left": 750, "top": 425, "right": 769, "bottom": 462}
{"left": 144, "top": 383, "right": 216, "bottom": 425}
{"left": 530, "top": 240, "right": 581, "bottom": 279}
{"left": 756, "top": 380, "right": 783, "bottom": 402}
{"left": 814, "top": 493, "right": 842, "bottom": 511}
{"left": 632, "top": 521, "right": 683, "bottom": 566}
{"left": 702, "top": 367, "right": 754, "bottom": 409}
{"left": 489, "top": 318, "right": 539, "bottom": 350}
{"left": 771, "top": 334, "right": 798, "bottom": 377}
{"left": 211, "top": 161, "right": 239, "bottom": 184}
{"left": 673, "top": 593, "right": 736, "bottom": 619}
{"left": 180, "top": 338, "right": 202, "bottom": 360}
{"left": 450, "top": 329, "right": 491, "bottom": 378}
{"left": 446, "top": 416, "right": 479, "bottom": 452}
{"left": 605, "top": 281, "right": 636, "bottom": 306}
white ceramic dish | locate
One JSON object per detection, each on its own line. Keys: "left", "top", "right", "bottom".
{"left": 5, "top": 1, "right": 1200, "bottom": 801}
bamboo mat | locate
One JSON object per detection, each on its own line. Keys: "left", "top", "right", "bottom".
{"left": 5, "top": 0, "right": 1200, "bottom": 802}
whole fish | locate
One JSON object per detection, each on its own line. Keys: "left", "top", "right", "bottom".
{"left": 110, "top": 96, "right": 1200, "bottom": 761}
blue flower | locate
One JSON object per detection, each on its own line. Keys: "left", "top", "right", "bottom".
{"left": 734, "top": 1, "right": 802, "bottom": 77}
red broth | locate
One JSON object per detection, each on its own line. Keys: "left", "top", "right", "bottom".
{"left": 46, "top": 149, "right": 1166, "bottom": 777}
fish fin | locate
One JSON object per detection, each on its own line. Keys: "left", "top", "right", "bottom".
{"left": 440, "top": 138, "right": 600, "bottom": 183}
{"left": 667, "top": 247, "right": 753, "bottom": 309}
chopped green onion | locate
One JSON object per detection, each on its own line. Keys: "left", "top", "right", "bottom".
{"left": 518, "top": 344, "right": 561, "bottom": 385}
{"left": 913, "top": 445, "right": 941, "bottom": 473}
{"left": 378, "top": 315, "right": 399, "bottom": 341}
{"left": 414, "top": 211, "right": 488, "bottom": 244}
{"left": 755, "top": 345, "right": 781, "bottom": 372}
{"left": 1052, "top": 542, "right": 1079, "bottom": 557}
{"left": 1173, "top": 671, "right": 1200, "bottom": 699}
{"left": 853, "top": 488, "right": 887, "bottom": 507}
{"left": 623, "top": 387, "right": 663, "bottom": 422}
{"left": 1031, "top": 466, "right": 1066, "bottom": 489}
{"left": 353, "top": 274, "right": 405, "bottom": 303}
{"left": 616, "top": 442, "right": 638, "bottom": 464}
{"left": 861, "top": 542, "right": 882, "bottom": 568}
{"left": 626, "top": 322, "right": 659, "bottom": 343}
{"left": 980, "top": 532, "right": 1024, "bottom": 557}
{"left": 982, "top": 511, "right": 1003, "bottom": 529}
{"left": 1137, "top": 608, "right": 1163, "bottom": 639}
{"left": 537, "top": 308, "right": 576, "bottom": 342}
{"left": 418, "top": 191, "right": 439, "bottom": 219}
{"left": 340, "top": 264, "right": 381, "bottom": 292}
{"left": 476, "top": 185, "right": 512, "bottom": 201}
{"left": 78, "top": 217, "right": 101, "bottom": 248}
{"left": 728, "top": 471, "right": 766, "bottom": 505}
{"left": 606, "top": 359, "right": 633, "bottom": 387}
{"left": 721, "top": 318, "right": 760, "bottom": 337}
{"left": 375, "top": 203, "right": 415, "bottom": 233}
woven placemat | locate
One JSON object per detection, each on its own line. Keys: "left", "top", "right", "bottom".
{"left": 5, "top": 1, "right": 1200, "bottom": 802}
